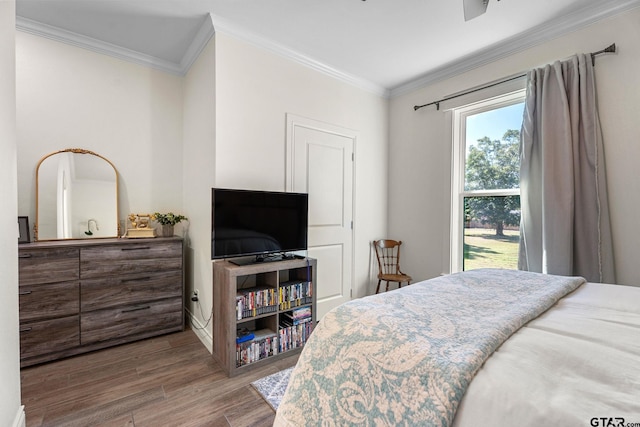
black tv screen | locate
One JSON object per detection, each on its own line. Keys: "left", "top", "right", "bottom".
{"left": 212, "top": 188, "right": 308, "bottom": 260}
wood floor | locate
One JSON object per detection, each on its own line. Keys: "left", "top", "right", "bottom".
{"left": 20, "top": 329, "right": 299, "bottom": 427}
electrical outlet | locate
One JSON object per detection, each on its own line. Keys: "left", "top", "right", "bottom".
{"left": 191, "top": 290, "right": 199, "bottom": 302}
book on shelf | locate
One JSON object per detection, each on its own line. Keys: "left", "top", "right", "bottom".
{"left": 236, "top": 328, "right": 278, "bottom": 367}
{"left": 236, "top": 286, "right": 278, "bottom": 319}
{"left": 291, "top": 306, "right": 311, "bottom": 319}
{"left": 280, "top": 315, "right": 312, "bottom": 327}
{"left": 278, "top": 321, "right": 314, "bottom": 353}
{"left": 280, "top": 306, "right": 312, "bottom": 326}
{"left": 278, "top": 281, "right": 313, "bottom": 309}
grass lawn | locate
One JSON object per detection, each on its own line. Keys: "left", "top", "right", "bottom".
{"left": 463, "top": 228, "right": 519, "bottom": 271}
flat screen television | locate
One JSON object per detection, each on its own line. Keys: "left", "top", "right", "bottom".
{"left": 211, "top": 188, "right": 308, "bottom": 263}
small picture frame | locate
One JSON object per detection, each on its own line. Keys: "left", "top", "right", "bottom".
{"left": 18, "top": 216, "right": 30, "bottom": 244}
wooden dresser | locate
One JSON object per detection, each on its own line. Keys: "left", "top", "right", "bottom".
{"left": 18, "top": 237, "right": 184, "bottom": 367}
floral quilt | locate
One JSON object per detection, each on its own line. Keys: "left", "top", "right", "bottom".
{"left": 274, "top": 268, "right": 585, "bottom": 427}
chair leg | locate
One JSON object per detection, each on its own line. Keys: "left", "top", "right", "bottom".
{"left": 386, "top": 281, "right": 390, "bottom": 292}
{"left": 376, "top": 279, "right": 382, "bottom": 294}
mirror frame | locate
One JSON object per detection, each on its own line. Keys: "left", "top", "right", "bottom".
{"left": 35, "top": 148, "right": 120, "bottom": 241}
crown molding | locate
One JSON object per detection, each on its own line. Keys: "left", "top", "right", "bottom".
{"left": 390, "top": 0, "right": 640, "bottom": 97}
{"left": 16, "top": 0, "right": 637, "bottom": 96}
{"left": 179, "top": 14, "right": 215, "bottom": 74}
{"left": 15, "top": 15, "right": 215, "bottom": 76}
{"left": 15, "top": 11, "right": 385, "bottom": 96}
{"left": 16, "top": 16, "right": 182, "bottom": 74}
{"left": 210, "top": 14, "right": 389, "bottom": 98}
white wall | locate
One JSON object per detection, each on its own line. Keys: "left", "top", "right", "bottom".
{"left": 389, "top": 7, "right": 640, "bottom": 286}
{"left": 16, "top": 32, "right": 185, "bottom": 225}
{"left": 0, "top": 1, "right": 25, "bottom": 426}
{"left": 214, "top": 32, "right": 389, "bottom": 298}
{"left": 182, "top": 36, "right": 216, "bottom": 350}
{"left": 14, "top": 22, "right": 388, "bottom": 360}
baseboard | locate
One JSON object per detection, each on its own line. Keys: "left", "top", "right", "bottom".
{"left": 186, "top": 308, "right": 213, "bottom": 353}
{"left": 12, "top": 406, "right": 25, "bottom": 427}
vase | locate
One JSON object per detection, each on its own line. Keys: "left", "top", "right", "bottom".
{"left": 159, "top": 224, "right": 174, "bottom": 237}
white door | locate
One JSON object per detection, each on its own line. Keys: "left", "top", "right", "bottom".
{"left": 286, "top": 114, "right": 355, "bottom": 320}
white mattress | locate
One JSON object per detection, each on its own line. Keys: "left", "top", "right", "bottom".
{"left": 453, "top": 282, "right": 640, "bottom": 426}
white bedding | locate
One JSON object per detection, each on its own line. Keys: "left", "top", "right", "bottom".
{"left": 453, "top": 282, "right": 640, "bottom": 426}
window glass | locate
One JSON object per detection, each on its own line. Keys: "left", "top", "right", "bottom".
{"left": 463, "top": 195, "right": 520, "bottom": 270}
{"left": 451, "top": 93, "right": 524, "bottom": 272}
{"left": 464, "top": 104, "right": 523, "bottom": 191}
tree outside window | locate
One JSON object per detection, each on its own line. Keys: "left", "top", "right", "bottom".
{"left": 452, "top": 94, "right": 524, "bottom": 272}
{"left": 465, "top": 129, "right": 520, "bottom": 237}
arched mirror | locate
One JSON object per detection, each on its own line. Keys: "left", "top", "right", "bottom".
{"left": 36, "top": 149, "right": 119, "bottom": 240}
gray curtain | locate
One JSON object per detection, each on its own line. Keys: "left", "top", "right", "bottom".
{"left": 518, "top": 54, "right": 615, "bottom": 283}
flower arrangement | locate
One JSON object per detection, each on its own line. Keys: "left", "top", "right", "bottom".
{"left": 152, "top": 212, "right": 188, "bottom": 226}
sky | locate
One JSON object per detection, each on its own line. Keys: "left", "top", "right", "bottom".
{"left": 466, "top": 102, "right": 525, "bottom": 146}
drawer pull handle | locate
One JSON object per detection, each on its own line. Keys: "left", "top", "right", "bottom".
{"left": 19, "top": 290, "right": 32, "bottom": 296}
{"left": 19, "top": 253, "right": 32, "bottom": 258}
{"left": 122, "top": 305, "right": 151, "bottom": 313}
{"left": 20, "top": 327, "right": 32, "bottom": 333}
{"left": 121, "top": 276, "right": 151, "bottom": 283}
{"left": 121, "top": 247, "right": 150, "bottom": 251}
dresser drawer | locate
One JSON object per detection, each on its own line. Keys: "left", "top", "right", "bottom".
{"left": 19, "top": 247, "right": 79, "bottom": 286}
{"left": 80, "top": 241, "right": 182, "bottom": 278}
{"left": 20, "top": 316, "right": 80, "bottom": 359}
{"left": 81, "top": 270, "right": 182, "bottom": 311}
{"left": 80, "top": 298, "right": 183, "bottom": 344}
{"left": 19, "top": 281, "right": 79, "bottom": 323}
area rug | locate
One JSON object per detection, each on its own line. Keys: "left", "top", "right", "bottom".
{"left": 251, "top": 367, "right": 294, "bottom": 411}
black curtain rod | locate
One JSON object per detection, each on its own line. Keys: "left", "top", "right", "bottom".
{"left": 414, "top": 43, "right": 616, "bottom": 111}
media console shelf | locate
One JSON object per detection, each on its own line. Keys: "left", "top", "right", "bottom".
{"left": 212, "top": 257, "right": 317, "bottom": 377}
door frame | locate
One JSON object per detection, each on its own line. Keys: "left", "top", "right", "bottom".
{"left": 285, "top": 113, "right": 357, "bottom": 303}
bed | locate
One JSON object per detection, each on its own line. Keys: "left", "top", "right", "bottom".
{"left": 274, "top": 269, "right": 640, "bottom": 426}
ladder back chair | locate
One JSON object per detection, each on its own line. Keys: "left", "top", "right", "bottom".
{"left": 373, "top": 239, "right": 412, "bottom": 293}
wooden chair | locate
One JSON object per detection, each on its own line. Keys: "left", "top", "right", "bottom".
{"left": 373, "top": 239, "right": 412, "bottom": 293}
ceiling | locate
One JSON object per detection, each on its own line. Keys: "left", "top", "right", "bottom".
{"left": 15, "top": 0, "right": 640, "bottom": 96}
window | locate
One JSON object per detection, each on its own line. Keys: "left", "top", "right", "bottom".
{"left": 451, "top": 91, "right": 525, "bottom": 272}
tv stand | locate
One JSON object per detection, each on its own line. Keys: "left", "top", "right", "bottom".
{"left": 213, "top": 257, "right": 317, "bottom": 376}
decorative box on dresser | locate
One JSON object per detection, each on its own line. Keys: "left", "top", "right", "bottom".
{"left": 18, "top": 237, "right": 184, "bottom": 367}
{"left": 213, "top": 257, "right": 317, "bottom": 377}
